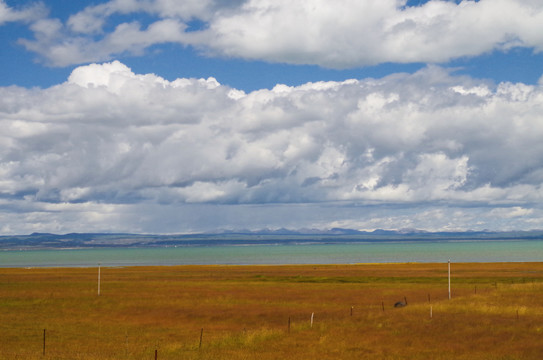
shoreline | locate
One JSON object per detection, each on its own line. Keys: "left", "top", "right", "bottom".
{"left": 2, "top": 260, "right": 543, "bottom": 269}
{"left": 2, "top": 260, "right": 543, "bottom": 270}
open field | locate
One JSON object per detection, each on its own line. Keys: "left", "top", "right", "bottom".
{"left": 2, "top": 262, "right": 543, "bottom": 359}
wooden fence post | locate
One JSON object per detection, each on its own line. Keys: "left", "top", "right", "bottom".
{"left": 125, "top": 332, "right": 128, "bottom": 357}
{"left": 288, "top": 317, "right": 291, "bottom": 333}
{"left": 448, "top": 259, "right": 451, "bottom": 300}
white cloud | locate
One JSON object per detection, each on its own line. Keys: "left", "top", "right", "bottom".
{"left": 15, "top": 0, "right": 543, "bottom": 68}
{"left": 20, "top": 17, "right": 190, "bottom": 67}
{"left": 2, "top": 61, "right": 543, "bottom": 232}
{"left": 0, "top": 0, "right": 46, "bottom": 25}
{"left": 490, "top": 206, "right": 534, "bottom": 219}
{"left": 66, "top": 0, "right": 218, "bottom": 35}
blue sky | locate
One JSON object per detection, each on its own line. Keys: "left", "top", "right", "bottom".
{"left": 1, "top": 0, "right": 543, "bottom": 234}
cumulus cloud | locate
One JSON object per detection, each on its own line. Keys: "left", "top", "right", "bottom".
{"left": 1, "top": 61, "right": 543, "bottom": 233}
{"left": 15, "top": 0, "right": 543, "bottom": 68}
{"left": 195, "top": 0, "right": 543, "bottom": 67}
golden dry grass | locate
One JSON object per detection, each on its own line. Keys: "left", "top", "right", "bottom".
{"left": 1, "top": 262, "right": 543, "bottom": 359}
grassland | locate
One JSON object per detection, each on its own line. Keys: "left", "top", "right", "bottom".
{"left": 1, "top": 262, "right": 543, "bottom": 359}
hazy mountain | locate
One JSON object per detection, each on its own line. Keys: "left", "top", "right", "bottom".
{"left": 1, "top": 229, "right": 543, "bottom": 250}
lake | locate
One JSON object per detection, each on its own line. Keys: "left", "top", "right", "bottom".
{"left": 1, "top": 239, "right": 543, "bottom": 267}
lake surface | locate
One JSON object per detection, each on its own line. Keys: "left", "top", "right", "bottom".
{"left": 1, "top": 240, "right": 543, "bottom": 267}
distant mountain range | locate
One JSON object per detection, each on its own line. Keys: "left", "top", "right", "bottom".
{"left": 2, "top": 229, "right": 543, "bottom": 250}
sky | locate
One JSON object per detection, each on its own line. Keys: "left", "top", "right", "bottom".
{"left": 1, "top": 0, "right": 543, "bottom": 235}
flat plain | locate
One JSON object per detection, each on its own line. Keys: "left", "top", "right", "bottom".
{"left": 1, "top": 262, "right": 543, "bottom": 359}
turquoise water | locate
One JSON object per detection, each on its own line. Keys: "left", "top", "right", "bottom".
{"left": 1, "top": 240, "right": 543, "bottom": 267}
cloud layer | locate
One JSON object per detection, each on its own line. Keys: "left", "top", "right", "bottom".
{"left": 10, "top": 0, "right": 543, "bottom": 68}
{"left": 1, "top": 61, "right": 543, "bottom": 233}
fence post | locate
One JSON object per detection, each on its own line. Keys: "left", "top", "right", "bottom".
{"left": 288, "top": 317, "right": 291, "bottom": 333}
{"left": 43, "top": 329, "right": 46, "bottom": 356}
{"left": 448, "top": 259, "right": 451, "bottom": 300}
